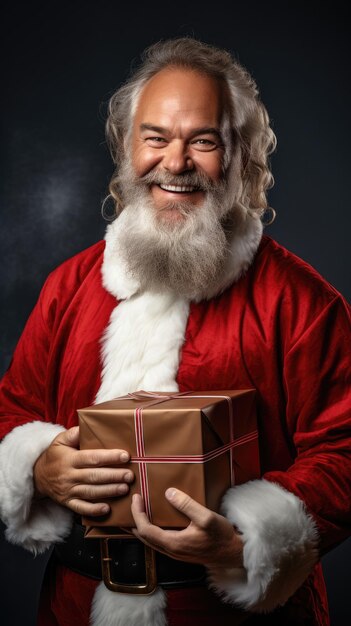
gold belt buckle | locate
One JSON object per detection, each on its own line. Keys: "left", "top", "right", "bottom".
{"left": 100, "top": 537, "right": 157, "bottom": 594}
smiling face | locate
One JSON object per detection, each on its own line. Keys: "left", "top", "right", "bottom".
{"left": 130, "top": 68, "right": 228, "bottom": 223}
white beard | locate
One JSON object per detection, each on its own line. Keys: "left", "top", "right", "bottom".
{"left": 110, "top": 161, "right": 237, "bottom": 300}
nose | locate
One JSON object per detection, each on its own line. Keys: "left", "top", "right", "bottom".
{"left": 162, "top": 139, "right": 194, "bottom": 174}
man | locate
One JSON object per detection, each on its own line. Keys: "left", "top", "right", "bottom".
{"left": 0, "top": 38, "right": 350, "bottom": 626}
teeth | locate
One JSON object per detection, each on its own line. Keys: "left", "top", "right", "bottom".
{"left": 159, "top": 184, "right": 196, "bottom": 193}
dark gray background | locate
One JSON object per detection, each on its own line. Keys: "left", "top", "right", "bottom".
{"left": 1, "top": 1, "right": 350, "bottom": 624}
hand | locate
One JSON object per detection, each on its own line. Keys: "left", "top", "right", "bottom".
{"left": 33, "top": 426, "right": 134, "bottom": 516}
{"left": 131, "top": 488, "right": 244, "bottom": 570}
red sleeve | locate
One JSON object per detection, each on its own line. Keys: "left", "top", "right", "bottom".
{"left": 0, "top": 241, "right": 104, "bottom": 440}
{"left": 0, "top": 277, "right": 54, "bottom": 439}
{"left": 264, "top": 293, "right": 351, "bottom": 553}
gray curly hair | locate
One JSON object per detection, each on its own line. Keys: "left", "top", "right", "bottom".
{"left": 105, "top": 37, "right": 276, "bottom": 219}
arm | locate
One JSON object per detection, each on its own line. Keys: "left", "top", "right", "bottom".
{"left": 131, "top": 295, "right": 351, "bottom": 612}
{"left": 0, "top": 279, "right": 74, "bottom": 553}
{"left": 0, "top": 274, "right": 134, "bottom": 553}
{"left": 211, "top": 293, "right": 351, "bottom": 610}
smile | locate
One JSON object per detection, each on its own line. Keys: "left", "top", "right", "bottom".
{"left": 159, "top": 184, "right": 198, "bottom": 193}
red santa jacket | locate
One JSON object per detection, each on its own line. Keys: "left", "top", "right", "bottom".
{"left": 0, "top": 234, "right": 350, "bottom": 626}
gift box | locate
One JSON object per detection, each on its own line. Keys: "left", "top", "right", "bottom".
{"left": 78, "top": 390, "right": 259, "bottom": 531}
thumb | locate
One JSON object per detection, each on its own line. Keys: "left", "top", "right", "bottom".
{"left": 165, "top": 487, "right": 210, "bottom": 526}
{"left": 56, "top": 426, "right": 80, "bottom": 448}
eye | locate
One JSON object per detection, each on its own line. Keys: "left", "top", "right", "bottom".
{"left": 146, "top": 136, "right": 167, "bottom": 146}
{"left": 191, "top": 138, "right": 218, "bottom": 152}
{"left": 194, "top": 139, "right": 214, "bottom": 144}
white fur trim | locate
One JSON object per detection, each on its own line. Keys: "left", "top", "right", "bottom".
{"left": 209, "top": 479, "right": 319, "bottom": 612}
{"left": 90, "top": 583, "right": 167, "bottom": 626}
{"left": 101, "top": 211, "right": 262, "bottom": 301}
{"left": 102, "top": 211, "right": 141, "bottom": 300}
{"left": 95, "top": 292, "right": 189, "bottom": 403}
{"left": 93, "top": 290, "right": 190, "bottom": 624}
{"left": 0, "top": 421, "right": 73, "bottom": 554}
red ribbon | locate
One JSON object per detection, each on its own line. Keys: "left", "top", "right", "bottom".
{"left": 123, "top": 391, "right": 257, "bottom": 521}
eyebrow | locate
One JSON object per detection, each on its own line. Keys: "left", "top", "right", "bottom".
{"left": 140, "top": 123, "right": 223, "bottom": 141}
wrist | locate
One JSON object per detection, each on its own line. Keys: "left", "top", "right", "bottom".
{"left": 222, "top": 532, "right": 244, "bottom": 569}
{"left": 33, "top": 451, "right": 48, "bottom": 499}
{"left": 207, "top": 531, "right": 244, "bottom": 570}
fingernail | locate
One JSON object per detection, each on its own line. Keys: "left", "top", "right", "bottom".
{"left": 165, "top": 488, "right": 177, "bottom": 500}
{"left": 101, "top": 505, "right": 109, "bottom": 514}
{"left": 121, "top": 452, "right": 129, "bottom": 462}
{"left": 124, "top": 472, "right": 133, "bottom": 483}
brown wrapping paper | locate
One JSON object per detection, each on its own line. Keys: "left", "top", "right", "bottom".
{"left": 78, "top": 390, "right": 259, "bottom": 534}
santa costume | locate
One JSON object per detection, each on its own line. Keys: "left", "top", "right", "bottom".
{"left": 0, "top": 213, "right": 350, "bottom": 626}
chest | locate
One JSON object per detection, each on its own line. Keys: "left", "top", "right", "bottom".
{"left": 47, "top": 287, "right": 291, "bottom": 468}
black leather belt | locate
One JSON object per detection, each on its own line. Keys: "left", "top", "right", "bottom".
{"left": 54, "top": 522, "right": 206, "bottom": 592}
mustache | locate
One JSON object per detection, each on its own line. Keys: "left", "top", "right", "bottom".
{"left": 136, "top": 169, "right": 225, "bottom": 193}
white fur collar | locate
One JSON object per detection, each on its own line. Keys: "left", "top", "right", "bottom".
{"left": 95, "top": 291, "right": 189, "bottom": 404}
{"left": 91, "top": 284, "right": 190, "bottom": 626}
{"left": 102, "top": 210, "right": 263, "bottom": 301}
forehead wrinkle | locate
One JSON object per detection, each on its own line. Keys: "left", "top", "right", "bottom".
{"left": 140, "top": 123, "right": 169, "bottom": 135}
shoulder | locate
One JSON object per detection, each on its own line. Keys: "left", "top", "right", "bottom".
{"left": 37, "top": 240, "right": 106, "bottom": 323}
{"left": 244, "top": 235, "right": 350, "bottom": 346}
{"left": 42, "top": 240, "right": 105, "bottom": 295}
{"left": 253, "top": 235, "right": 345, "bottom": 303}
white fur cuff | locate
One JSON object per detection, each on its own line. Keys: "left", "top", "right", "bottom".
{"left": 0, "top": 421, "right": 73, "bottom": 554}
{"left": 209, "top": 479, "right": 319, "bottom": 612}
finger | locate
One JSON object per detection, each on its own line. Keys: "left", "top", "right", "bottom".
{"left": 70, "top": 482, "right": 130, "bottom": 499}
{"left": 131, "top": 494, "right": 181, "bottom": 551}
{"left": 165, "top": 488, "right": 213, "bottom": 527}
{"left": 131, "top": 494, "right": 162, "bottom": 535}
{"left": 131, "top": 524, "right": 197, "bottom": 562}
{"left": 131, "top": 494, "right": 188, "bottom": 540}
{"left": 73, "top": 449, "right": 131, "bottom": 468}
{"left": 131, "top": 493, "right": 149, "bottom": 525}
{"left": 67, "top": 498, "right": 110, "bottom": 517}
{"left": 75, "top": 468, "right": 134, "bottom": 485}
{"left": 54, "top": 426, "right": 80, "bottom": 449}
{"left": 131, "top": 527, "right": 171, "bottom": 554}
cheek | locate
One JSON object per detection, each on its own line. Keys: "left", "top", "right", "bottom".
{"left": 195, "top": 154, "right": 223, "bottom": 181}
{"left": 132, "top": 146, "right": 162, "bottom": 177}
